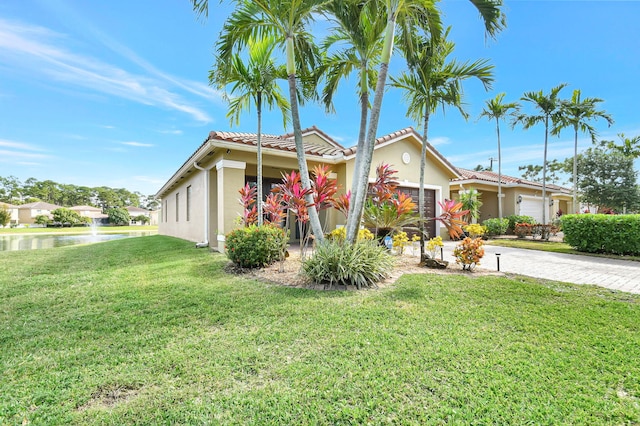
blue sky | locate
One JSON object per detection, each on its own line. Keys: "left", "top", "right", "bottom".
{"left": 1, "top": 1, "right": 638, "bottom": 197}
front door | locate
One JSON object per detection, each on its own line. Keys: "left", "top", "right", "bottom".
{"left": 398, "top": 186, "right": 437, "bottom": 239}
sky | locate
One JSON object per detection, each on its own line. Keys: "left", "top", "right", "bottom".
{"left": 1, "top": 0, "right": 639, "bottom": 197}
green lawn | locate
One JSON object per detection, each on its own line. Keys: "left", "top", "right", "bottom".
{"left": 1, "top": 236, "right": 639, "bottom": 424}
{"left": 0, "top": 225, "right": 158, "bottom": 234}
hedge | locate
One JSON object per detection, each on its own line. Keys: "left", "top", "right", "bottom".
{"left": 561, "top": 214, "right": 640, "bottom": 255}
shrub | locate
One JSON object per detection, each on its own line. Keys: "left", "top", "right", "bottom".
{"left": 107, "top": 207, "right": 131, "bottom": 226}
{"left": 482, "top": 218, "right": 508, "bottom": 236}
{"left": 52, "top": 208, "right": 81, "bottom": 225}
{"left": 426, "top": 236, "right": 443, "bottom": 259}
{"left": 225, "top": 225, "right": 288, "bottom": 268}
{"left": 34, "top": 215, "right": 50, "bottom": 225}
{"left": 392, "top": 231, "right": 409, "bottom": 254}
{"left": 0, "top": 206, "right": 10, "bottom": 227}
{"left": 561, "top": 214, "right": 640, "bottom": 255}
{"left": 327, "top": 227, "right": 374, "bottom": 241}
{"left": 506, "top": 215, "right": 535, "bottom": 233}
{"left": 463, "top": 224, "right": 486, "bottom": 238}
{"left": 302, "top": 239, "right": 394, "bottom": 289}
{"left": 453, "top": 237, "right": 485, "bottom": 271}
{"left": 133, "top": 214, "right": 150, "bottom": 224}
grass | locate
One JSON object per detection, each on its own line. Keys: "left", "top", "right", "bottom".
{"left": 487, "top": 238, "right": 640, "bottom": 261}
{"left": 1, "top": 236, "right": 639, "bottom": 424}
{"left": 0, "top": 225, "right": 158, "bottom": 234}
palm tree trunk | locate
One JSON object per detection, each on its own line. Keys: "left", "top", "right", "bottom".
{"left": 573, "top": 124, "right": 578, "bottom": 213}
{"left": 346, "top": 15, "right": 395, "bottom": 244}
{"left": 419, "top": 110, "right": 430, "bottom": 260}
{"left": 286, "top": 36, "right": 323, "bottom": 242}
{"left": 542, "top": 116, "right": 548, "bottom": 238}
{"left": 257, "top": 93, "right": 263, "bottom": 226}
{"left": 496, "top": 117, "right": 502, "bottom": 220}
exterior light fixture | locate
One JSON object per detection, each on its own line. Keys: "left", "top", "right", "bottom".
{"left": 517, "top": 195, "right": 522, "bottom": 204}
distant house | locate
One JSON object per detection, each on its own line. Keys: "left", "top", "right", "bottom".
{"left": 17, "top": 201, "right": 63, "bottom": 225}
{"left": 0, "top": 202, "right": 20, "bottom": 227}
{"left": 450, "top": 168, "right": 573, "bottom": 223}
{"left": 126, "top": 206, "right": 151, "bottom": 225}
{"left": 69, "top": 205, "right": 108, "bottom": 224}
{"left": 156, "top": 126, "right": 459, "bottom": 251}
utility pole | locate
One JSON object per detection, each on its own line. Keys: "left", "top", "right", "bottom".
{"left": 488, "top": 157, "right": 496, "bottom": 171}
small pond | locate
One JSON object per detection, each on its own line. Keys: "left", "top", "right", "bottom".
{"left": 0, "top": 232, "right": 157, "bottom": 252}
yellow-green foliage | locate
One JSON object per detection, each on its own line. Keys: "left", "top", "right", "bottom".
{"left": 426, "top": 236, "right": 443, "bottom": 258}
{"left": 392, "top": 231, "right": 409, "bottom": 254}
{"left": 328, "top": 227, "right": 374, "bottom": 241}
{"left": 464, "top": 224, "right": 487, "bottom": 238}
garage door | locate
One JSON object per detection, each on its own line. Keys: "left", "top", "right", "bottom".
{"left": 519, "top": 195, "right": 546, "bottom": 224}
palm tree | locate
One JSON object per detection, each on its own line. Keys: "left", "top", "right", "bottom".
{"left": 479, "top": 92, "right": 519, "bottom": 220}
{"left": 513, "top": 84, "right": 567, "bottom": 236}
{"left": 199, "top": 0, "right": 326, "bottom": 241}
{"left": 320, "top": 0, "right": 385, "bottom": 205}
{"left": 391, "top": 30, "right": 493, "bottom": 259}
{"left": 344, "top": 0, "right": 505, "bottom": 244}
{"left": 554, "top": 89, "right": 613, "bottom": 213}
{"left": 211, "top": 36, "right": 291, "bottom": 225}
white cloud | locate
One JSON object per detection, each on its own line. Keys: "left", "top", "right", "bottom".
{"left": 0, "top": 139, "right": 45, "bottom": 151}
{"left": 428, "top": 136, "right": 451, "bottom": 146}
{"left": 0, "top": 18, "right": 215, "bottom": 123}
{"left": 121, "top": 141, "right": 154, "bottom": 148}
{"left": 159, "top": 129, "right": 183, "bottom": 135}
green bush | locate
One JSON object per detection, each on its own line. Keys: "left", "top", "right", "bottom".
{"left": 302, "top": 239, "right": 394, "bottom": 289}
{"left": 506, "top": 215, "right": 536, "bottom": 233}
{"left": 0, "top": 206, "right": 10, "bottom": 227}
{"left": 561, "top": 214, "right": 640, "bottom": 255}
{"left": 107, "top": 207, "right": 131, "bottom": 226}
{"left": 225, "top": 225, "right": 288, "bottom": 269}
{"left": 52, "top": 208, "right": 81, "bottom": 225}
{"left": 482, "top": 218, "right": 509, "bottom": 236}
{"left": 34, "top": 214, "right": 50, "bottom": 225}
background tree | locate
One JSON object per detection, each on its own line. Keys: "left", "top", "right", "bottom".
{"left": 0, "top": 206, "right": 10, "bottom": 227}
{"left": 603, "top": 133, "right": 640, "bottom": 158}
{"left": 554, "top": 89, "right": 613, "bottom": 213}
{"left": 107, "top": 207, "right": 131, "bottom": 226}
{"left": 514, "top": 83, "right": 567, "bottom": 232}
{"left": 211, "top": 35, "right": 290, "bottom": 225}
{"left": 479, "top": 92, "right": 519, "bottom": 220}
{"left": 391, "top": 29, "right": 493, "bottom": 259}
{"left": 577, "top": 146, "right": 640, "bottom": 212}
{"left": 0, "top": 176, "right": 23, "bottom": 203}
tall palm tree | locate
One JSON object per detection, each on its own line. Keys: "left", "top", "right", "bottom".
{"left": 554, "top": 89, "right": 613, "bottom": 213}
{"left": 513, "top": 83, "right": 567, "bottom": 235}
{"left": 479, "top": 92, "right": 519, "bottom": 220}
{"left": 344, "top": 0, "right": 505, "bottom": 244}
{"left": 211, "top": 36, "right": 290, "bottom": 225}
{"left": 320, "top": 0, "right": 385, "bottom": 202}
{"left": 197, "top": 0, "right": 326, "bottom": 241}
{"left": 391, "top": 30, "right": 493, "bottom": 259}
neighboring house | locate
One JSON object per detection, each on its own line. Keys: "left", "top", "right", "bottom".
{"left": 0, "top": 202, "right": 20, "bottom": 226}
{"left": 17, "top": 201, "right": 63, "bottom": 225}
{"left": 148, "top": 210, "right": 159, "bottom": 226}
{"left": 69, "top": 205, "right": 108, "bottom": 224}
{"left": 450, "top": 168, "right": 573, "bottom": 224}
{"left": 156, "top": 126, "right": 460, "bottom": 251}
{"left": 126, "top": 206, "right": 151, "bottom": 225}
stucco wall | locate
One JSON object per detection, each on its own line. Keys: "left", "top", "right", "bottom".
{"left": 158, "top": 170, "right": 207, "bottom": 243}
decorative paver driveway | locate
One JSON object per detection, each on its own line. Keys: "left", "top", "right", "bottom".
{"left": 443, "top": 241, "right": 640, "bottom": 294}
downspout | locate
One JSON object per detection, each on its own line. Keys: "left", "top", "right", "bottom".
{"left": 193, "top": 161, "right": 216, "bottom": 248}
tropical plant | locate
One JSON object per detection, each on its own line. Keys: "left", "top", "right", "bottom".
{"left": 238, "top": 183, "right": 258, "bottom": 226}
{"left": 479, "top": 92, "right": 520, "bottom": 220}
{"left": 425, "top": 235, "right": 443, "bottom": 259}
{"left": 302, "top": 239, "right": 394, "bottom": 289}
{"left": 211, "top": 35, "right": 291, "bottom": 226}
{"left": 457, "top": 188, "right": 483, "bottom": 224}
{"left": 554, "top": 89, "right": 613, "bottom": 213}
{"left": 463, "top": 223, "right": 486, "bottom": 238}
{"left": 212, "top": 0, "right": 326, "bottom": 242}
{"left": 453, "top": 237, "right": 485, "bottom": 271}
{"left": 327, "top": 226, "right": 374, "bottom": 241}
{"left": 505, "top": 214, "right": 536, "bottom": 233}
{"left": 343, "top": 0, "right": 505, "bottom": 244}
{"left": 392, "top": 231, "right": 410, "bottom": 254}
{"left": 434, "top": 199, "right": 469, "bottom": 240}
{"left": 274, "top": 170, "right": 314, "bottom": 258}
{"left": 482, "top": 217, "right": 508, "bottom": 236}
{"left": 513, "top": 84, "right": 567, "bottom": 235}
{"left": 391, "top": 28, "right": 493, "bottom": 259}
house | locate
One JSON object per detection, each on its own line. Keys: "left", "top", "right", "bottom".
{"left": 156, "top": 126, "right": 460, "bottom": 251}
{"left": 69, "top": 205, "right": 108, "bottom": 224}
{"left": 17, "top": 201, "right": 63, "bottom": 225}
{"left": 0, "top": 202, "right": 20, "bottom": 227}
{"left": 126, "top": 206, "right": 152, "bottom": 225}
{"left": 450, "top": 168, "right": 573, "bottom": 224}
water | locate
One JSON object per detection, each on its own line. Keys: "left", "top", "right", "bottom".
{"left": 0, "top": 232, "right": 156, "bottom": 252}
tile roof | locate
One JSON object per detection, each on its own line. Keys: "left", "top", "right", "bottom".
{"left": 453, "top": 168, "right": 571, "bottom": 192}
{"left": 0, "top": 202, "right": 18, "bottom": 209}
{"left": 70, "top": 205, "right": 101, "bottom": 211}
{"left": 17, "top": 201, "right": 63, "bottom": 210}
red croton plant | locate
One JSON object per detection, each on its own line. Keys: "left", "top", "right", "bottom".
{"left": 434, "top": 199, "right": 470, "bottom": 240}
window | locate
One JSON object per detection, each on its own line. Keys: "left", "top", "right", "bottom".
{"left": 175, "top": 193, "right": 179, "bottom": 222}
{"left": 186, "top": 185, "right": 191, "bottom": 221}
{"left": 164, "top": 199, "right": 168, "bottom": 222}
